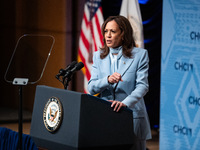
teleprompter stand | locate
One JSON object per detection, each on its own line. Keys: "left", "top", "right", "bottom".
{"left": 12, "top": 78, "right": 28, "bottom": 150}
{"left": 4, "top": 34, "right": 55, "bottom": 150}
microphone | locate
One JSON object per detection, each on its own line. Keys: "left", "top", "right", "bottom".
{"left": 64, "top": 62, "right": 84, "bottom": 78}
{"left": 56, "top": 61, "right": 77, "bottom": 79}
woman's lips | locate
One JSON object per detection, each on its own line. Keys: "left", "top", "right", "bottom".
{"left": 106, "top": 40, "right": 112, "bottom": 44}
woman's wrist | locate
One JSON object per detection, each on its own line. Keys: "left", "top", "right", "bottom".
{"left": 107, "top": 75, "right": 113, "bottom": 84}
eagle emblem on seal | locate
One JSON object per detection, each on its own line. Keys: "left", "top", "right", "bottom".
{"left": 43, "top": 97, "right": 63, "bottom": 132}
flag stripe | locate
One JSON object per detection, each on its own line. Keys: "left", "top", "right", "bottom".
{"left": 80, "top": 31, "right": 90, "bottom": 53}
{"left": 78, "top": 48, "right": 91, "bottom": 80}
{"left": 93, "top": 15, "right": 101, "bottom": 51}
{"left": 84, "top": 76, "right": 89, "bottom": 93}
{"left": 96, "top": 7, "right": 104, "bottom": 46}
{"left": 79, "top": 35, "right": 93, "bottom": 75}
{"left": 91, "top": 25, "right": 98, "bottom": 52}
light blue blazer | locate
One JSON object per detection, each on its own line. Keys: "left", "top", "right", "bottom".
{"left": 88, "top": 47, "right": 151, "bottom": 140}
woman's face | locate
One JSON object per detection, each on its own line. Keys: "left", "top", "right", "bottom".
{"left": 104, "top": 20, "right": 123, "bottom": 48}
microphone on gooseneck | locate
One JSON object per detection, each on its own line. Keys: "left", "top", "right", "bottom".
{"left": 55, "top": 61, "right": 84, "bottom": 90}
{"left": 55, "top": 61, "right": 77, "bottom": 79}
{"left": 63, "top": 62, "right": 84, "bottom": 78}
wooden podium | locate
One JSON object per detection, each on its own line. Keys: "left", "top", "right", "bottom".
{"left": 30, "top": 85, "right": 134, "bottom": 150}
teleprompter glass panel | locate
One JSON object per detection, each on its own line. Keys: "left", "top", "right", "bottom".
{"left": 4, "top": 34, "right": 55, "bottom": 84}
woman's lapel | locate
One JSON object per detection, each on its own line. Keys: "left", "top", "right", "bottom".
{"left": 100, "top": 54, "right": 111, "bottom": 76}
{"left": 117, "top": 56, "right": 134, "bottom": 77}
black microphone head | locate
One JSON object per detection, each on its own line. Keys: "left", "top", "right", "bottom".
{"left": 63, "top": 62, "right": 84, "bottom": 78}
{"left": 70, "top": 61, "right": 77, "bottom": 67}
{"left": 76, "top": 62, "right": 84, "bottom": 71}
{"left": 63, "top": 61, "right": 77, "bottom": 72}
{"left": 56, "top": 61, "right": 77, "bottom": 77}
{"left": 65, "top": 61, "right": 77, "bottom": 71}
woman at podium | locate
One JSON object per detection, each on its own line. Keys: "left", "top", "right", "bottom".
{"left": 88, "top": 15, "right": 151, "bottom": 150}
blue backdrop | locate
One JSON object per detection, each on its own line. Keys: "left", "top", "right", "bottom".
{"left": 160, "top": 0, "right": 200, "bottom": 149}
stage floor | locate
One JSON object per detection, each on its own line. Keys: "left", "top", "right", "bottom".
{"left": 0, "top": 122, "right": 159, "bottom": 150}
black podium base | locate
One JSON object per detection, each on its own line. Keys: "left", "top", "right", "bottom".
{"left": 31, "top": 85, "right": 134, "bottom": 150}
{"left": 34, "top": 137, "right": 133, "bottom": 150}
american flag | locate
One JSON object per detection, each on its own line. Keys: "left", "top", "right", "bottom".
{"left": 78, "top": 0, "right": 104, "bottom": 93}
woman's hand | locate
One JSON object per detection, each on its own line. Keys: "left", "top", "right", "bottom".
{"left": 107, "top": 100, "right": 127, "bottom": 112}
{"left": 108, "top": 72, "right": 123, "bottom": 84}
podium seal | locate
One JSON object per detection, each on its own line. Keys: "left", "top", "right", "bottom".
{"left": 43, "top": 97, "right": 63, "bottom": 132}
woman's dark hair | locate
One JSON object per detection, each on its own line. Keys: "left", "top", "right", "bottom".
{"left": 100, "top": 15, "right": 135, "bottom": 59}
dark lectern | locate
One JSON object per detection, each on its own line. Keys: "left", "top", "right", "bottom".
{"left": 30, "top": 85, "right": 134, "bottom": 150}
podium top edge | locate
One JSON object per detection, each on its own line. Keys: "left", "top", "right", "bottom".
{"left": 36, "top": 85, "right": 132, "bottom": 114}
{"left": 85, "top": 94, "right": 133, "bottom": 114}
{"left": 36, "top": 85, "right": 84, "bottom": 95}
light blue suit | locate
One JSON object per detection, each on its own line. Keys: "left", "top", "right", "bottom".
{"left": 88, "top": 47, "right": 151, "bottom": 140}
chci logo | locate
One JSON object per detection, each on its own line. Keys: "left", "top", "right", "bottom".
{"left": 43, "top": 97, "right": 63, "bottom": 132}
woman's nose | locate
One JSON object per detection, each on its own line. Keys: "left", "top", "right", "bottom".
{"left": 106, "top": 31, "right": 111, "bottom": 37}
